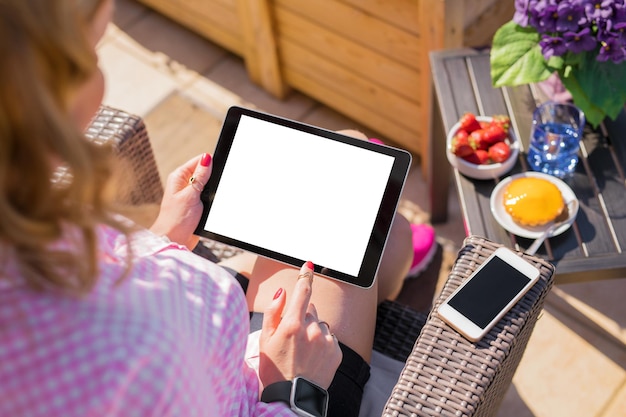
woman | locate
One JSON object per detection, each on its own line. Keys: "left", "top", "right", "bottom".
{"left": 0, "top": 1, "right": 416, "bottom": 415}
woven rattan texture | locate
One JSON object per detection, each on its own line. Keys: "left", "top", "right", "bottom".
{"left": 374, "top": 301, "right": 429, "bottom": 362}
{"left": 382, "top": 236, "right": 555, "bottom": 417}
{"left": 85, "top": 106, "right": 163, "bottom": 205}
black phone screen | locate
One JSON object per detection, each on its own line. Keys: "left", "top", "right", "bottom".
{"left": 448, "top": 256, "right": 531, "bottom": 328}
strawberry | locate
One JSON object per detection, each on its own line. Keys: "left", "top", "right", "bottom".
{"left": 488, "top": 141, "right": 511, "bottom": 163}
{"left": 462, "top": 149, "right": 490, "bottom": 165}
{"left": 451, "top": 130, "right": 473, "bottom": 157}
{"left": 458, "top": 112, "right": 481, "bottom": 133}
{"left": 483, "top": 124, "right": 508, "bottom": 146}
{"left": 490, "top": 115, "right": 511, "bottom": 131}
{"left": 468, "top": 129, "right": 490, "bottom": 150}
{"left": 475, "top": 149, "right": 490, "bottom": 164}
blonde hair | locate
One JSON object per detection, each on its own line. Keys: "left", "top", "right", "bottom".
{"left": 0, "top": 0, "right": 131, "bottom": 294}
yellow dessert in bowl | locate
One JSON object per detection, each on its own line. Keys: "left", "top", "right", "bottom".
{"left": 503, "top": 177, "right": 565, "bottom": 227}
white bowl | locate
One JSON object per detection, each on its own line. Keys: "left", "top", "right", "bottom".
{"left": 446, "top": 116, "right": 519, "bottom": 180}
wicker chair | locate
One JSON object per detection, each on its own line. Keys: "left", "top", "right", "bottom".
{"left": 89, "top": 105, "right": 556, "bottom": 417}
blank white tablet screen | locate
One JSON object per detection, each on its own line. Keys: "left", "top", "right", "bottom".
{"left": 203, "top": 115, "right": 395, "bottom": 277}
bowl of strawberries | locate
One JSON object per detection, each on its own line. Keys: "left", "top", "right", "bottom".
{"left": 446, "top": 112, "right": 519, "bottom": 180}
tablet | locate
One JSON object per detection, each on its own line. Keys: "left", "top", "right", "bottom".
{"left": 195, "top": 106, "right": 412, "bottom": 288}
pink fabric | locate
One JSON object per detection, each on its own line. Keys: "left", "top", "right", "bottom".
{"left": 0, "top": 224, "right": 294, "bottom": 416}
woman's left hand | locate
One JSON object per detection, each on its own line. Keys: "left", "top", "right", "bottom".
{"left": 150, "top": 153, "right": 212, "bottom": 249}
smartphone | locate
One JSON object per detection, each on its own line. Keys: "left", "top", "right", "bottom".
{"left": 438, "top": 247, "right": 540, "bottom": 342}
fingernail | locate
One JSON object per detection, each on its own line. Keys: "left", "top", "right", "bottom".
{"left": 305, "top": 261, "right": 314, "bottom": 270}
{"left": 200, "top": 153, "right": 212, "bottom": 167}
{"left": 368, "top": 138, "right": 384, "bottom": 145}
{"left": 273, "top": 288, "right": 283, "bottom": 300}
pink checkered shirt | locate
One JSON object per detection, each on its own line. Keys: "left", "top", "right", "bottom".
{"left": 0, "top": 224, "right": 294, "bottom": 416}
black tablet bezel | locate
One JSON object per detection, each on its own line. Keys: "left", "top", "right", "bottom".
{"left": 194, "top": 106, "right": 411, "bottom": 288}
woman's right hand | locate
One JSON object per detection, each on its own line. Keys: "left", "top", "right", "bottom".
{"left": 258, "top": 261, "right": 342, "bottom": 390}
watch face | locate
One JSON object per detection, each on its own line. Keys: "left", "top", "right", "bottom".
{"left": 292, "top": 377, "right": 328, "bottom": 417}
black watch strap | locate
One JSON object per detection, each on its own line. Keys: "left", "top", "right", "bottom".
{"left": 260, "top": 380, "right": 292, "bottom": 404}
{"left": 261, "top": 378, "right": 328, "bottom": 417}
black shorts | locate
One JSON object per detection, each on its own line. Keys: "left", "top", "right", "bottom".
{"left": 224, "top": 267, "right": 371, "bottom": 417}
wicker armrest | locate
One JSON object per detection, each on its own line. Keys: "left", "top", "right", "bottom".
{"left": 382, "top": 235, "right": 555, "bottom": 417}
{"left": 85, "top": 105, "right": 163, "bottom": 205}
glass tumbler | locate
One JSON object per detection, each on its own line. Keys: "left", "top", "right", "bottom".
{"left": 527, "top": 101, "right": 585, "bottom": 178}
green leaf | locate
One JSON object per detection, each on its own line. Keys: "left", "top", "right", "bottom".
{"left": 559, "top": 73, "right": 605, "bottom": 127}
{"left": 546, "top": 55, "right": 565, "bottom": 71}
{"left": 490, "top": 21, "right": 554, "bottom": 87}
{"left": 561, "top": 56, "right": 626, "bottom": 127}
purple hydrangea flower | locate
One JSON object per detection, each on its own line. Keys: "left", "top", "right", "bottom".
{"left": 540, "top": 36, "right": 569, "bottom": 59}
{"left": 514, "top": 0, "right": 532, "bottom": 26}
{"left": 514, "top": 0, "right": 542, "bottom": 27}
{"left": 514, "top": 0, "right": 626, "bottom": 63}
{"left": 615, "top": 22, "right": 626, "bottom": 43}
{"left": 598, "top": 37, "right": 626, "bottom": 63}
{"left": 615, "top": 3, "right": 626, "bottom": 22}
{"left": 557, "top": 2, "right": 586, "bottom": 32}
{"left": 564, "top": 28, "right": 598, "bottom": 53}
{"left": 596, "top": 19, "right": 615, "bottom": 42}
{"left": 584, "top": 0, "right": 614, "bottom": 21}
{"left": 533, "top": 3, "right": 559, "bottom": 33}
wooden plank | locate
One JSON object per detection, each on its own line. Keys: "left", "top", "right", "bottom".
{"left": 465, "top": 53, "right": 533, "bottom": 246}
{"left": 547, "top": 255, "right": 626, "bottom": 283}
{"left": 463, "top": 0, "right": 503, "bottom": 30}
{"left": 281, "top": 65, "right": 422, "bottom": 156}
{"left": 505, "top": 84, "right": 537, "bottom": 155}
{"left": 467, "top": 53, "right": 508, "bottom": 115}
{"left": 416, "top": 0, "right": 464, "bottom": 175}
{"left": 420, "top": 0, "right": 464, "bottom": 51}
{"left": 463, "top": 0, "right": 515, "bottom": 47}
{"left": 278, "top": 40, "right": 423, "bottom": 135}
{"left": 583, "top": 137, "right": 626, "bottom": 252}
{"left": 444, "top": 51, "right": 520, "bottom": 246}
{"left": 274, "top": 0, "right": 422, "bottom": 70}
{"left": 236, "top": 0, "right": 288, "bottom": 97}
{"left": 447, "top": 59, "right": 480, "bottom": 117}
{"left": 429, "top": 49, "right": 477, "bottom": 224}
{"left": 429, "top": 91, "right": 451, "bottom": 223}
{"left": 143, "top": 92, "right": 225, "bottom": 181}
{"left": 340, "top": 0, "right": 421, "bottom": 35}
{"left": 274, "top": 7, "right": 421, "bottom": 102}
{"left": 136, "top": 0, "right": 244, "bottom": 54}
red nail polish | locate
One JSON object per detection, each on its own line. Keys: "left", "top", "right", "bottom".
{"left": 305, "top": 261, "right": 314, "bottom": 270}
{"left": 273, "top": 288, "right": 283, "bottom": 300}
{"left": 200, "top": 153, "right": 212, "bottom": 167}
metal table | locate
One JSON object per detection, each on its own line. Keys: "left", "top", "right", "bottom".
{"left": 429, "top": 48, "right": 626, "bottom": 284}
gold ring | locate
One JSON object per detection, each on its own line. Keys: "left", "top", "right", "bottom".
{"left": 297, "top": 271, "right": 313, "bottom": 284}
{"left": 188, "top": 176, "right": 204, "bottom": 192}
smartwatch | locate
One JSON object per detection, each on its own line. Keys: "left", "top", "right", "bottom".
{"left": 261, "top": 377, "right": 329, "bottom": 417}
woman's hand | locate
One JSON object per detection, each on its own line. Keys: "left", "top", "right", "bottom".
{"left": 150, "top": 153, "right": 212, "bottom": 249}
{"left": 259, "top": 261, "right": 342, "bottom": 390}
